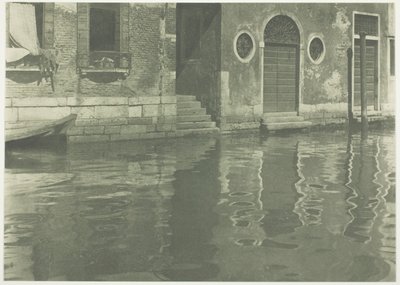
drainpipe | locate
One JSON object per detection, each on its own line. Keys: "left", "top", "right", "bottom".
{"left": 359, "top": 31, "right": 368, "bottom": 136}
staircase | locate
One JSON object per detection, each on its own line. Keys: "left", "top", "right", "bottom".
{"left": 260, "top": 112, "right": 312, "bottom": 131}
{"left": 176, "top": 95, "right": 219, "bottom": 136}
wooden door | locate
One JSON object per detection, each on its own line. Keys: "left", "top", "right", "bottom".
{"left": 264, "top": 43, "right": 298, "bottom": 112}
{"left": 263, "top": 15, "right": 300, "bottom": 113}
{"left": 353, "top": 39, "right": 378, "bottom": 109}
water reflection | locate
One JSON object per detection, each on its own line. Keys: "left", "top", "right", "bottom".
{"left": 4, "top": 130, "right": 395, "bottom": 281}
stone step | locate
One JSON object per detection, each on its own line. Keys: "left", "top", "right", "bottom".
{"left": 177, "top": 121, "right": 216, "bottom": 130}
{"left": 264, "top": 112, "right": 298, "bottom": 117}
{"left": 177, "top": 95, "right": 197, "bottom": 102}
{"left": 177, "top": 101, "right": 202, "bottom": 109}
{"left": 353, "top": 111, "right": 382, "bottom": 117}
{"left": 354, "top": 116, "right": 385, "bottom": 123}
{"left": 176, "top": 127, "right": 220, "bottom": 137}
{"left": 262, "top": 121, "right": 312, "bottom": 131}
{"left": 177, "top": 114, "right": 212, "bottom": 122}
{"left": 177, "top": 108, "right": 207, "bottom": 116}
{"left": 262, "top": 116, "right": 305, "bottom": 123}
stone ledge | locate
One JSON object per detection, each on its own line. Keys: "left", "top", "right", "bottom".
{"left": 67, "top": 97, "right": 128, "bottom": 106}
{"left": 129, "top": 96, "right": 161, "bottom": 105}
{"left": 12, "top": 97, "right": 67, "bottom": 107}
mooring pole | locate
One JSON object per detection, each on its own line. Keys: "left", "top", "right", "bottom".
{"left": 359, "top": 31, "right": 368, "bottom": 135}
{"left": 347, "top": 48, "right": 353, "bottom": 125}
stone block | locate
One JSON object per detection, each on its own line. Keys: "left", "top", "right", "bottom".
{"left": 74, "top": 119, "right": 99, "bottom": 126}
{"left": 104, "top": 125, "right": 121, "bottom": 134}
{"left": 5, "top": 98, "right": 12, "bottom": 107}
{"left": 156, "top": 123, "right": 173, "bottom": 132}
{"left": 129, "top": 96, "right": 161, "bottom": 105}
{"left": 72, "top": 107, "right": 96, "bottom": 119}
{"left": 157, "top": 116, "right": 176, "bottom": 124}
{"left": 128, "top": 117, "right": 153, "bottom": 125}
{"left": 110, "top": 133, "right": 141, "bottom": 141}
{"left": 18, "top": 107, "right": 71, "bottom": 121}
{"left": 67, "top": 97, "right": 128, "bottom": 106}
{"left": 95, "top": 106, "right": 128, "bottom": 118}
{"left": 66, "top": 126, "right": 85, "bottom": 135}
{"left": 97, "top": 118, "right": 128, "bottom": 126}
{"left": 161, "top": 96, "right": 176, "bottom": 104}
{"left": 120, "top": 125, "right": 147, "bottom": 134}
{"left": 129, "top": 106, "right": 142, "bottom": 117}
{"left": 143, "top": 105, "right": 159, "bottom": 117}
{"left": 84, "top": 126, "right": 105, "bottom": 135}
{"left": 68, "top": 135, "right": 110, "bottom": 143}
{"left": 141, "top": 132, "right": 166, "bottom": 140}
{"left": 5, "top": 107, "right": 18, "bottom": 121}
{"left": 146, "top": 125, "right": 156, "bottom": 132}
{"left": 162, "top": 104, "right": 176, "bottom": 116}
{"left": 12, "top": 97, "right": 67, "bottom": 107}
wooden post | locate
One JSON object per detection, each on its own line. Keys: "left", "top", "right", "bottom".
{"left": 359, "top": 31, "right": 368, "bottom": 135}
{"left": 347, "top": 48, "right": 353, "bottom": 124}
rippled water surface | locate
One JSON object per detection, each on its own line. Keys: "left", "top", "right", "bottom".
{"left": 4, "top": 129, "right": 396, "bottom": 281}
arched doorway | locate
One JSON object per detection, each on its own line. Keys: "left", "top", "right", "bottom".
{"left": 263, "top": 15, "right": 300, "bottom": 113}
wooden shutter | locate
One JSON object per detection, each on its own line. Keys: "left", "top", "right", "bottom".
{"left": 42, "top": 3, "right": 54, "bottom": 49}
{"left": 119, "top": 3, "right": 129, "bottom": 52}
{"left": 77, "top": 3, "right": 90, "bottom": 67}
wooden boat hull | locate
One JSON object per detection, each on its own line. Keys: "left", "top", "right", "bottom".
{"left": 6, "top": 114, "right": 77, "bottom": 143}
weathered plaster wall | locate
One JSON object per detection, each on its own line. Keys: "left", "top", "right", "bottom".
{"left": 5, "top": 3, "right": 178, "bottom": 142}
{"left": 176, "top": 4, "right": 222, "bottom": 123}
{"left": 219, "top": 3, "right": 391, "bottom": 130}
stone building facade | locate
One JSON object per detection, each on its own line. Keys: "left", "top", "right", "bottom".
{"left": 177, "top": 2, "right": 395, "bottom": 131}
{"left": 5, "top": 3, "right": 396, "bottom": 142}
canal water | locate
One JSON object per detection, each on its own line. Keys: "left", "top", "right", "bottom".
{"left": 4, "top": 129, "right": 395, "bottom": 281}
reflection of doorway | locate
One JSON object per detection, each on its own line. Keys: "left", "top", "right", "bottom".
{"left": 263, "top": 15, "right": 300, "bottom": 113}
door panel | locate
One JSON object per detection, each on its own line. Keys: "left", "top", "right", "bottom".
{"left": 263, "top": 44, "right": 298, "bottom": 112}
{"left": 353, "top": 39, "right": 378, "bottom": 108}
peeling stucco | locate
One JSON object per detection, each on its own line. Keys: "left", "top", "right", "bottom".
{"left": 331, "top": 6, "right": 350, "bottom": 34}
{"left": 323, "top": 71, "right": 344, "bottom": 102}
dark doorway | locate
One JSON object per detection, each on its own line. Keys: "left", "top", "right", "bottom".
{"left": 263, "top": 15, "right": 300, "bottom": 113}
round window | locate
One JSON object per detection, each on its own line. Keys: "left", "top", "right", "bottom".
{"left": 308, "top": 37, "right": 325, "bottom": 64}
{"left": 234, "top": 32, "right": 255, "bottom": 63}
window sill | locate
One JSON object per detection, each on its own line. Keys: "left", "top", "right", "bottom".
{"left": 77, "top": 67, "right": 131, "bottom": 80}
{"left": 79, "top": 67, "right": 130, "bottom": 74}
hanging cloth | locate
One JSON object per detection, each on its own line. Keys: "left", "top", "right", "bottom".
{"left": 5, "top": 48, "right": 30, "bottom": 63}
{"left": 9, "top": 3, "right": 40, "bottom": 56}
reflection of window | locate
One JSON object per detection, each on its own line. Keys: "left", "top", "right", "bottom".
{"left": 308, "top": 37, "right": 324, "bottom": 63}
{"left": 390, "top": 38, "right": 395, "bottom": 76}
{"left": 90, "top": 4, "right": 120, "bottom": 51}
{"left": 354, "top": 14, "right": 378, "bottom": 36}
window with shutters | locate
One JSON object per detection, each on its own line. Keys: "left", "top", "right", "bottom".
{"left": 77, "top": 3, "right": 131, "bottom": 75}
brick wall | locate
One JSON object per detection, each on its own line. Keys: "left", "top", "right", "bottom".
{"left": 5, "top": 3, "right": 178, "bottom": 143}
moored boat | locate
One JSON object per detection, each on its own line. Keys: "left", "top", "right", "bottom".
{"left": 5, "top": 114, "right": 77, "bottom": 144}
